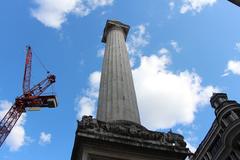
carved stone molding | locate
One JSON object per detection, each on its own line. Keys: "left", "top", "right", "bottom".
{"left": 78, "top": 115, "right": 187, "bottom": 148}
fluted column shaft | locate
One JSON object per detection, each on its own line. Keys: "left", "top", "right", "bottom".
{"left": 97, "top": 22, "right": 140, "bottom": 124}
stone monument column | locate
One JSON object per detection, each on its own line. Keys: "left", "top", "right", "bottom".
{"left": 97, "top": 20, "right": 141, "bottom": 124}
{"left": 71, "top": 20, "right": 190, "bottom": 160}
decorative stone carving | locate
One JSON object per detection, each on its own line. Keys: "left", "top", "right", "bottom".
{"left": 78, "top": 116, "right": 187, "bottom": 148}
{"left": 164, "top": 131, "right": 187, "bottom": 147}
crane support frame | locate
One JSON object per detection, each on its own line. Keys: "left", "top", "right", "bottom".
{"left": 0, "top": 104, "right": 24, "bottom": 147}
{"left": 0, "top": 46, "right": 57, "bottom": 148}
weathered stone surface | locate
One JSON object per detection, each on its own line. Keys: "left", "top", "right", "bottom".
{"left": 71, "top": 116, "right": 191, "bottom": 160}
{"left": 97, "top": 20, "right": 141, "bottom": 124}
{"left": 79, "top": 115, "right": 188, "bottom": 149}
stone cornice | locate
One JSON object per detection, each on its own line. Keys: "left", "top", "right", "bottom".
{"left": 76, "top": 116, "right": 191, "bottom": 155}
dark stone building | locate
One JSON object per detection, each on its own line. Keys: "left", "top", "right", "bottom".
{"left": 192, "top": 93, "right": 240, "bottom": 160}
{"left": 228, "top": 0, "right": 240, "bottom": 7}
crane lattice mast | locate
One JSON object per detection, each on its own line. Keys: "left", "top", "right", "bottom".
{"left": 23, "top": 46, "right": 32, "bottom": 96}
{"left": 0, "top": 46, "right": 57, "bottom": 148}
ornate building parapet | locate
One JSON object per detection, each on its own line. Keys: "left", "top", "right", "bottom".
{"left": 192, "top": 93, "right": 240, "bottom": 160}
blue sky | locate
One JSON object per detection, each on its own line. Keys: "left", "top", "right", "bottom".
{"left": 0, "top": 0, "right": 240, "bottom": 159}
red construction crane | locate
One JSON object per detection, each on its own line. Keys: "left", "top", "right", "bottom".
{"left": 0, "top": 46, "right": 57, "bottom": 147}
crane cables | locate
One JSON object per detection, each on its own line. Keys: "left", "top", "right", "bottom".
{"left": 31, "top": 47, "right": 56, "bottom": 96}
{"left": 31, "top": 48, "right": 50, "bottom": 74}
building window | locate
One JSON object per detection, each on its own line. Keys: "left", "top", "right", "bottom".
{"left": 230, "top": 151, "right": 238, "bottom": 160}
{"left": 223, "top": 112, "right": 234, "bottom": 126}
{"left": 209, "top": 136, "right": 221, "bottom": 157}
{"left": 206, "top": 152, "right": 212, "bottom": 159}
{"left": 231, "top": 111, "right": 239, "bottom": 120}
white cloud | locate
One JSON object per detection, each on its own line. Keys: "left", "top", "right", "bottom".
{"left": 223, "top": 42, "right": 240, "bottom": 76}
{"left": 87, "top": 71, "right": 101, "bottom": 97}
{"left": 76, "top": 96, "right": 96, "bottom": 119}
{"left": 31, "top": 0, "right": 77, "bottom": 29}
{"left": 159, "top": 48, "right": 169, "bottom": 55}
{"left": 89, "top": 0, "right": 114, "bottom": 8}
{"left": 126, "top": 24, "right": 150, "bottom": 67}
{"left": 223, "top": 60, "right": 240, "bottom": 76}
{"left": 168, "top": 1, "right": 175, "bottom": 19}
{"left": 170, "top": 40, "right": 182, "bottom": 53}
{"left": 236, "top": 42, "right": 240, "bottom": 52}
{"left": 31, "top": 0, "right": 114, "bottom": 29}
{"left": 176, "top": 126, "right": 197, "bottom": 152}
{"left": 132, "top": 54, "right": 218, "bottom": 130}
{"left": 97, "top": 48, "right": 104, "bottom": 57}
{"left": 0, "top": 100, "right": 26, "bottom": 151}
{"left": 127, "top": 24, "right": 149, "bottom": 55}
{"left": 76, "top": 53, "right": 218, "bottom": 130}
{"left": 39, "top": 132, "right": 51, "bottom": 145}
{"left": 222, "top": 72, "right": 229, "bottom": 77}
{"left": 169, "top": 1, "right": 175, "bottom": 11}
{"left": 186, "top": 141, "right": 196, "bottom": 152}
{"left": 180, "top": 0, "right": 217, "bottom": 14}
{"left": 75, "top": 71, "right": 101, "bottom": 119}
{"left": 176, "top": 128, "right": 184, "bottom": 135}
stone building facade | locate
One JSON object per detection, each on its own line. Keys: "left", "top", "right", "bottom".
{"left": 192, "top": 93, "right": 240, "bottom": 160}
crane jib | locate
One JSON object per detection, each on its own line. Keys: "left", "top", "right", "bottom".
{"left": 23, "top": 46, "right": 32, "bottom": 95}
